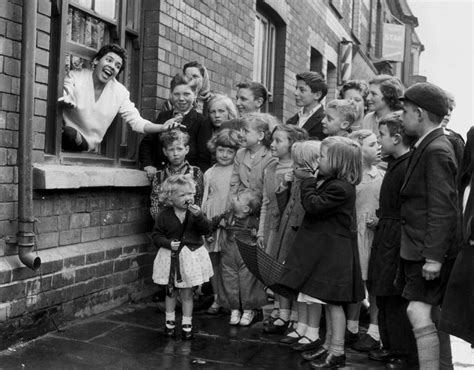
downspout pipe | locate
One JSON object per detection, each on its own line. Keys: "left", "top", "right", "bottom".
{"left": 18, "top": 0, "right": 41, "bottom": 270}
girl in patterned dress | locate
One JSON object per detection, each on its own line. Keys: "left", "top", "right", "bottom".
{"left": 347, "top": 129, "right": 385, "bottom": 351}
{"left": 152, "top": 175, "right": 213, "bottom": 340}
{"left": 201, "top": 129, "right": 241, "bottom": 314}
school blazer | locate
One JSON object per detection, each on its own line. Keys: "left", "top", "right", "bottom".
{"left": 286, "top": 106, "right": 327, "bottom": 140}
{"left": 400, "top": 128, "right": 459, "bottom": 262}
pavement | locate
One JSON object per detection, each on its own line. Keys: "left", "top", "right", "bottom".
{"left": 0, "top": 301, "right": 472, "bottom": 369}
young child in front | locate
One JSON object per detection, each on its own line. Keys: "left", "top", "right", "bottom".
{"left": 216, "top": 189, "right": 268, "bottom": 326}
{"left": 201, "top": 129, "right": 241, "bottom": 314}
{"left": 321, "top": 99, "right": 358, "bottom": 137}
{"left": 152, "top": 174, "right": 214, "bottom": 340}
{"left": 347, "top": 129, "right": 384, "bottom": 352}
{"left": 366, "top": 113, "right": 418, "bottom": 367}
{"left": 258, "top": 125, "right": 308, "bottom": 334}
{"left": 278, "top": 136, "right": 364, "bottom": 368}
{"left": 149, "top": 129, "right": 203, "bottom": 221}
{"left": 273, "top": 141, "right": 326, "bottom": 354}
{"left": 228, "top": 113, "right": 277, "bottom": 199}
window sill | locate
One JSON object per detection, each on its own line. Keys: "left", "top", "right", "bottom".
{"left": 33, "top": 164, "right": 150, "bottom": 189}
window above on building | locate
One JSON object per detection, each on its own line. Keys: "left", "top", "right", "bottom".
{"left": 46, "top": 0, "right": 142, "bottom": 168}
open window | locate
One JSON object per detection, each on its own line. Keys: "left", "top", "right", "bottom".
{"left": 46, "top": 0, "right": 142, "bottom": 167}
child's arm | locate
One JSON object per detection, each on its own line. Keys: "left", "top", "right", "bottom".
{"left": 193, "top": 167, "right": 205, "bottom": 206}
{"left": 228, "top": 149, "right": 243, "bottom": 201}
{"left": 188, "top": 205, "right": 213, "bottom": 235}
{"left": 149, "top": 173, "right": 162, "bottom": 219}
{"left": 275, "top": 172, "right": 294, "bottom": 213}
{"left": 201, "top": 169, "right": 211, "bottom": 212}
{"left": 301, "top": 178, "right": 351, "bottom": 215}
{"left": 257, "top": 173, "right": 270, "bottom": 248}
{"left": 151, "top": 214, "right": 173, "bottom": 250}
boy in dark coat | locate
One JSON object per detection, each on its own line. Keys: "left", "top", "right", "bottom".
{"left": 286, "top": 72, "right": 328, "bottom": 141}
{"left": 398, "top": 83, "right": 460, "bottom": 369}
{"left": 366, "top": 113, "right": 418, "bottom": 368}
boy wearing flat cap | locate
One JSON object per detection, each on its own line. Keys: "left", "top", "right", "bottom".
{"left": 398, "top": 82, "right": 460, "bottom": 369}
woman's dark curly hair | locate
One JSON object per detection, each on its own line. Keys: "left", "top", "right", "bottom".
{"left": 369, "top": 75, "right": 405, "bottom": 111}
{"left": 338, "top": 80, "right": 369, "bottom": 100}
{"left": 94, "top": 44, "right": 127, "bottom": 74}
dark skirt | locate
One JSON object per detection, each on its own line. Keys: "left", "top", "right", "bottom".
{"left": 277, "top": 230, "right": 364, "bottom": 304}
{"left": 367, "top": 218, "right": 402, "bottom": 296}
{"left": 439, "top": 243, "right": 474, "bottom": 344}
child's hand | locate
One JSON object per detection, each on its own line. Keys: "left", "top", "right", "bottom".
{"left": 144, "top": 166, "right": 157, "bottom": 180}
{"left": 170, "top": 240, "right": 180, "bottom": 251}
{"left": 284, "top": 172, "right": 294, "bottom": 184}
{"left": 187, "top": 203, "right": 201, "bottom": 216}
{"left": 256, "top": 236, "right": 265, "bottom": 249}
{"left": 422, "top": 260, "right": 442, "bottom": 280}
{"left": 366, "top": 215, "right": 379, "bottom": 229}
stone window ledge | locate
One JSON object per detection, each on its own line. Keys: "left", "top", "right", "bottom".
{"left": 33, "top": 164, "right": 150, "bottom": 189}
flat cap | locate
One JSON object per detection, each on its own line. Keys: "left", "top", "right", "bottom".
{"left": 399, "top": 82, "right": 449, "bottom": 117}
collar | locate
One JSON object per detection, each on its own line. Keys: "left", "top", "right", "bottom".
{"left": 166, "top": 161, "right": 190, "bottom": 175}
{"left": 366, "top": 165, "right": 379, "bottom": 179}
{"left": 298, "top": 104, "right": 321, "bottom": 118}
{"left": 414, "top": 126, "right": 439, "bottom": 148}
{"left": 173, "top": 109, "right": 192, "bottom": 117}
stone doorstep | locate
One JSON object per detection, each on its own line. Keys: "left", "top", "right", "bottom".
{"left": 0, "top": 233, "right": 154, "bottom": 285}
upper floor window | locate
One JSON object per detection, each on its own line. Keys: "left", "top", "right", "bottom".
{"left": 253, "top": 11, "right": 276, "bottom": 110}
{"left": 46, "top": 0, "right": 142, "bottom": 167}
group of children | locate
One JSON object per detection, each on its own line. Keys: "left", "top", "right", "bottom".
{"left": 142, "top": 66, "right": 463, "bottom": 369}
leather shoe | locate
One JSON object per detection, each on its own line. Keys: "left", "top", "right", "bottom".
{"left": 263, "top": 318, "right": 289, "bottom": 334}
{"left": 280, "top": 330, "right": 302, "bottom": 344}
{"left": 385, "top": 357, "right": 418, "bottom": 369}
{"left": 291, "top": 338, "right": 322, "bottom": 352}
{"left": 352, "top": 333, "right": 380, "bottom": 352}
{"left": 164, "top": 321, "right": 176, "bottom": 338}
{"left": 368, "top": 348, "right": 397, "bottom": 362}
{"left": 310, "top": 352, "right": 346, "bottom": 368}
{"left": 302, "top": 347, "right": 328, "bottom": 361}
{"left": 344, "top": 329, "right": 359, "bottom": 346}
{"left": 181, "top": 324, "right": 194, "bottom": 340}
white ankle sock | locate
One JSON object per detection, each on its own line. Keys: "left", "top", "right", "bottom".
{"left": 182, "top": 315, "right": 192, "bottom": 331}
{"left": 347, "top": 320, "right": 359, "bottom": 334}
{"left": 367, "top": 324, "right": 380, "bottom": 341}
{"left": 278, "top": 309, "right": 291, "bottom": 323}
{"left": 304, "top": 326, "right": 320, "bottom": 341}
{"left": 165, "top": 312, "right": 175, "bottom": 328}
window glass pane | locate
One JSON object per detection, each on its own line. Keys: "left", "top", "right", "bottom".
{"left": 71, "top": 0, "right": 92, "bottom": 9}
{"left": 126, "top": 0, "right": 139, "bottom": 29}
{"left": 67, "top": 7, "right": 107, "bottom": 49}
{"left": 94, "top": 0, "right": 117, "bottom": 19}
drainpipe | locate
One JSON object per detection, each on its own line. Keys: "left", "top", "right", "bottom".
{"left": 17, "top": 0, "right": 41, "bottom": 270}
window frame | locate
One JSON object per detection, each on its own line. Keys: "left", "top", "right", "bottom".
{"left": 45, "top": 0, "right": 143, "bottom": 168}
{"left": 253, "top": 11, "right": 276, "bottom": 111}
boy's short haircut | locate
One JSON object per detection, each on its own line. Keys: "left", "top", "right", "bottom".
{"left": 160, "top": 129, "right": 190, "bottom": 148}
{"left": 291, "top": 140, "right": 321, "bottom": 167}
{"left": 207, "top": 128, "right": 241, "bottom": 153}
{"left": 296, "top": 72, "right": 328, "bottom": 101}
{"left": 182, "top": 61, "right": 205, "bottom": 78}
{"left": 369, "top": 75, "right": 405, "bottom": 111}
{"left": 236, "top": 82, "right": 269, "bottom": 106}
{"left": 94, "top": 44, "right": 127, "bottom": 74}
{"left": 159, "top": 174, "right": 196, "bottom": 207}
{"left": 379, "top": 112, "right": 417, "bottom": 147}
{"left": 170, "top": 73, "right": 192, "bottom": 92}
{"left": 238, "top": 189, "right": 262, "bottom": 215}
{"left": 338, "top": 79, "right": 369, "bottom": 100}
{"left": 326, "top": 99, "right": 358, "bottom": 126}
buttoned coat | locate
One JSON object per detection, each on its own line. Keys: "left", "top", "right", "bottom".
{"left": 400, "top": 128, "right": 459, "bottom": 262}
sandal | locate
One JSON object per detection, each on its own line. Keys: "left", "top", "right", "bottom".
{"left": 263, "top": 318, "right": 289, "bottom": 334}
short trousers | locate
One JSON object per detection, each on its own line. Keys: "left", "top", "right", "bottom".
{"left": 396, "top": 258, "right": 454, "bottom": 306}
